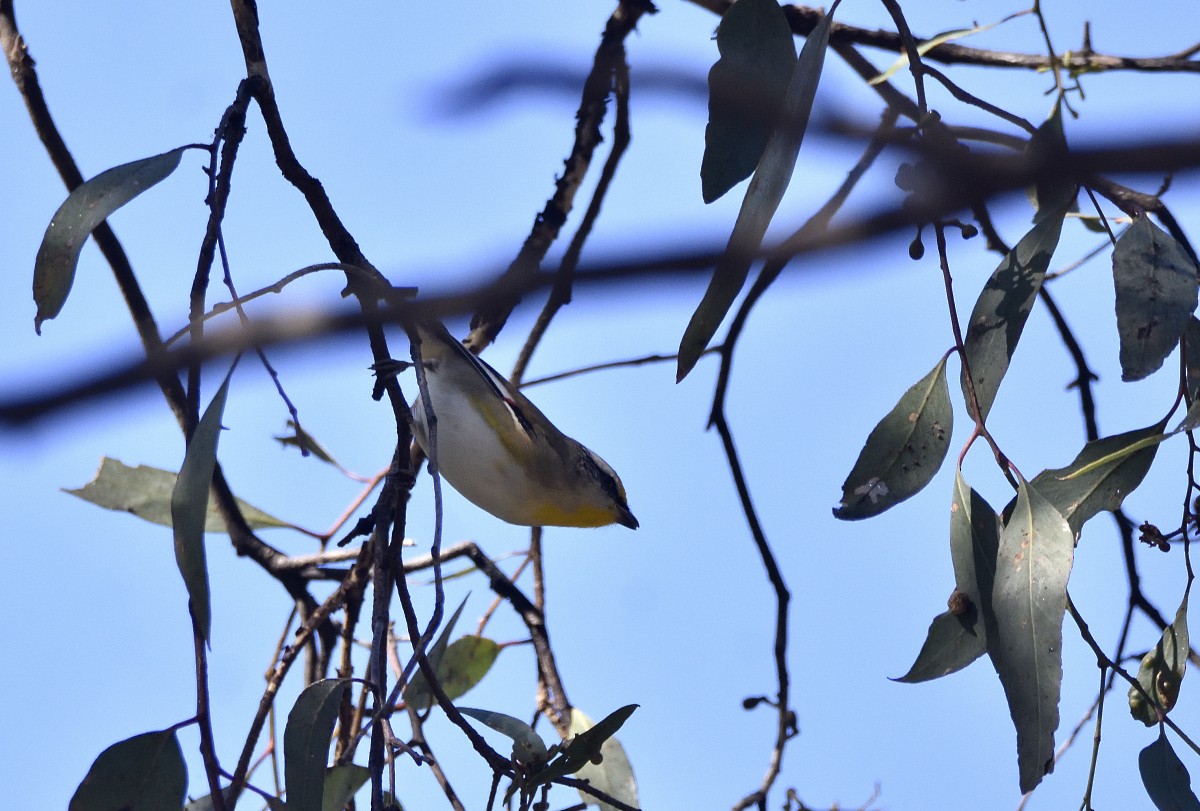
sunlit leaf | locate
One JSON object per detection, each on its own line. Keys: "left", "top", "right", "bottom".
{"left": 535, "top": 705, "right": 639, "bottom": 788}
{"left": 559, "top": 707, "right": 640, "bottom": 811}
{"left": 1113, "top": 213, "right": 1199, "bottom": 382}
{"left": 1131, "top": 589, "right": 1191, "bottom": 726}
{"left": 34, "top": 147, "right": 188, "bottom": 333}
{"left": 459, "top": 707, "right": 549, "bottom": 765}
{"left": 69, "top": 729, "right": 186, "bottom": 811}
{"left": 321, "top": 764, "right": 370, "bottom": 811}
{"left": 1031, "top": 422, "right": 1165, "bottom": 537}
{"left": 988, "top": 475, "right": 1074, "bottom": 794}
{"left": 65, "top": 457, "right": 288, "bottom": 532}
{"left": 1141, "top": 729, "right": 1200, "bottom": 811}
{"left": 171, "top": 364, "right": 237, "bottom": 642}
{"left": 285, "top": 679, "right": 350, "bottom": 811}
{"left": 869, "top": 19, "right": 1004, "bottom": 86}
{"left": 701, "top": 0, "right": 796, "bottom": 204}
{"left": 678, "top": 7, "right": 833, "bottom": 381}
{"left": 404, "top": 595, "right": 470, "bottom": 711}
{"left": 834, "top": 355, "right": 953, "bottom": 520}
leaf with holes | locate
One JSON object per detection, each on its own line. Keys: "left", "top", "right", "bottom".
{"left": 1131, "top": 589, "right": 1190, "bottom": 726}
{"left": 988, "top": 475, "right": 1074, "bottom": 794}
{"left": 1113, "top": 213, "right": 1199, "bottom": 382}
{"left": 834, "top": 355, "right": 953, "bottom": 520}
{"left": 34, "top": 147, "right": 188, "bottom": 333}
{"left": 701, "top": 0, "right": 796, "bottom": 204}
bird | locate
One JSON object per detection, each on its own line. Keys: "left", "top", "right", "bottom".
{"left": 405, "top": 321, "right": 638, "bottom": 529}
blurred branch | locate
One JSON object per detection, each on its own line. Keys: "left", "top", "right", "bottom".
{"left": 467, "top": 0, "right": 657, "bottom": 351}
{"left": 6, "top": 125, "right": 1200, "bottom": 426}
{"left": 690, "top": 0, "right": 1200, "bottom": 75}
{"left": 511, "top": 26, "right": 633, "bottom": 385}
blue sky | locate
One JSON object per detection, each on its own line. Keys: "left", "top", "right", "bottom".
{"left": 4, "top": 1, "right": 1200, "bottom": 809}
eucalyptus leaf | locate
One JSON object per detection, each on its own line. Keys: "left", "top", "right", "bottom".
{"left": 459, "top": 707, "right": 549, "bottom": 765}
{"left": 69, "top": 729, "right": 187, "bottom": 811}
{"left": 1113, "top": 213, "right": 1199, "bottom": 382}
{"left": 171, "top": 364, "right": 237, "bottom": 642}
{"left": 66, "top": 457, "right": 288, "bottom": 532}
{"left": 321, "top": 764, "right": 370, "bottom": 811}
{"left": 893, "top": 610, "right": 984, "bottom": 683}
{"left": 834, "top": 355, "right": 953, "bottom": 520}
{"left": 34, "top": 147, "right": 188, "bottom": 333}
{"left": 285, "top": 679, "right": 350, "bottom": 811}
{"left": 276, "top": 420, "right": 339, "bottom": 465}
{"left": 404, "top": 595, "right": 470, "bottom": 711}
{"left": 1030, "top": 422, "right": 1165, "bottom": 537}
{"left": 561, "top": 707, "right": 640, "bottom": 811}
{"left": 701, "top": 0, "right": 797, "bottom": 204}
{"left": 678, "top": 7, "right": 833, "bottom": 381}
{"left": 950, "top": 471, "right": 1000, "bottom": 644}
{"left": 1140, "top": 730, "right": 1200, "bottom": 811}
{"left": 535, "top": 704, "right": 639, "bottom": 787}
{"left": 1131, "top": 589, "right": 1191, "bottom": 726}
{"left": 988, "top": 476, "right": 1074, "bottom": 794}
{"left": 961, "top": 203, "right": 1067, "bottom": 420}
{"left": 869, "top": 19, "right": 1004, "bottom": 86}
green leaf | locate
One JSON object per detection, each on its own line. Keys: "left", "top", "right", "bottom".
{"left": 65, "top": 457, "right": 288, "bottom": 532}
{"left": 1131, "top": 589, "right": 1191, "bottom": 726}
{"left": 701, "top": 0, "right": 797, "bottom": 204}
{"left": 69, "top": 729, "right": 187, "bottom": 811}
{"left": 677, "top": 7, "right": 833, "bottom": 381}
{"left": 437, "top": 637, "right": 500, "bottom": 700}
{"left": 534, "top": 705, "right": 639, "bottom": 788}
{"left": 1141, "top": 729, "right": 1200, "bottom": 811}
{"left": 834, "top": 355, "right": 953, "bottom": 520}
{"left": 893, "top": 610, "right": 984, "bottom": 683}
{"left": 895, "top": 472, "right": 1000, "bottom": 683}
{"left": 961, "top": 203, "right": 1068, "bottom": 420}
{"left": 34, "top": 147, "right": 188, "bottom": 333}
{"left": 276, "top": 420, "right": 339, "bottom": 466}
{"left": 988, "top": 476, "right": 1074, "bottom": 794}
{"left": 950, "top": 472, "right": 1000, "bottom": 642}
{"left": 404, "top": 595, "right": 470, "bottom": 711}
{"left": 869, "top": 19, "right": 1005, "bottom": 86}
{"left": 459, "top": 707, "right": 549, "bottom": 766}
{"left": 560, "top": 707, "right": 640, "bottom": 811}
{"left": 1030, "top": 422, "right": 1165, "bottom": 537}
{"left": 171, "top": 365, "right": 237, "bottom": 642}
{"left": 285, "top": 679, "right": 350, "bottom": 811}
{"left": 1113, "top": 213, "right": 1200, "bottom": 382}
{"left": 321, "top": 764, "right": 370, "bottom": 811}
